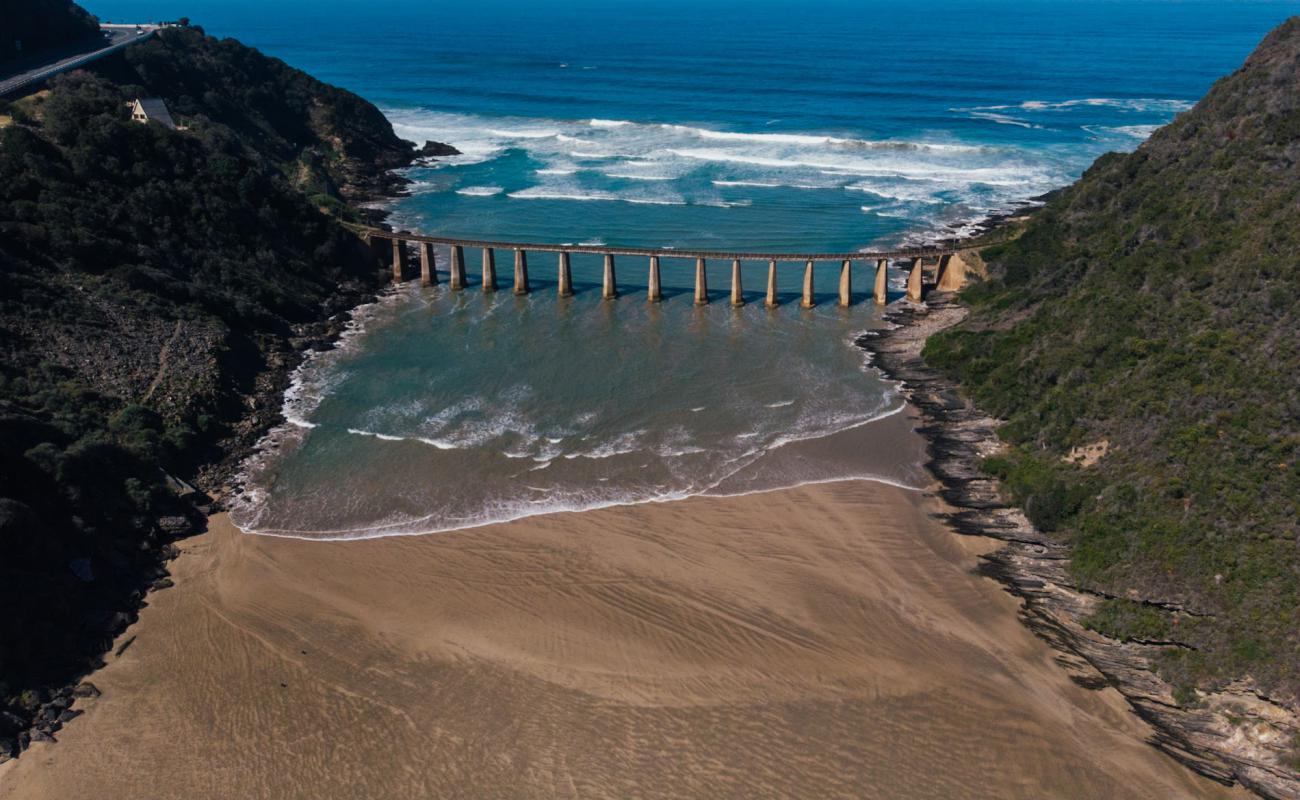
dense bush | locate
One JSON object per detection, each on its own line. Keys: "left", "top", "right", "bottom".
{"left": 923, "top": 18, "right": 1300, "bottom": 699}
{"left": 0, "top": 16, "right": 404, "bottom": 748}
{"left": 0, "top": 0, "right": 100, "bottom": 66}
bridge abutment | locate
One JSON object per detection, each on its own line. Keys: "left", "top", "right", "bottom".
{"left": 874, "top": 258, "right": 887, "bottom": 305}
{"left": 694, "top": 258, "right": 709, "bottom": 305}
{"left": 838, "top": 259, "right": 851, "bottom": 307}
{"left": 936, "top": 252, "right": 967, "bottom": 292}
{"left": 801, "top": 260, "right": 815, "bottom": 309}
{"left": 765, "top": 260, "right": 778, "bottom": 308}
{"left": 730, "top": 259, "right": 744, "bottom": 307}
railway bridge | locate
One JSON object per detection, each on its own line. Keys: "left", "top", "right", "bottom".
{"left": 353, "top": 226, "right": 990, "bottom": 308}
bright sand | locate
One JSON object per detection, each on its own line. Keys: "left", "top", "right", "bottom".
{"left": 0, "top": 412, "right": 1247, "bottom": 799}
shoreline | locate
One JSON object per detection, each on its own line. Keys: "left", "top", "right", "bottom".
{"left": 0, "top": 414, "right": 1246, "bottom": 798}
{"left": 854, "top": 293, "right": 1300, "bottom": 800}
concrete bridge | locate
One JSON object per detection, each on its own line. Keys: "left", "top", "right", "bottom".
{"left": 356, "top": 227, "right": 987, "bottom": 308}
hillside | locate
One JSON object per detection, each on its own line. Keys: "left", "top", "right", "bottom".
{"left": 89, "top": 26, "right": 416, "bottom": 204}
{"left": 0, "top": 0, "right": 101, "bottom": 67}
{"left": 0, "top": 21, "right": 411, "bottom": 758}
{"left": 923, "top": 16, "right": 1300, "bottom": 710}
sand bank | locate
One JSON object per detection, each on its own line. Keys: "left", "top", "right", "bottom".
{"left": 0, "top": 414, "right": 1246, "bottom": 799}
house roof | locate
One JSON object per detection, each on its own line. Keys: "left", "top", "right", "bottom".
{"left": 134, "top": 97, "right": 176, "bottom": 129}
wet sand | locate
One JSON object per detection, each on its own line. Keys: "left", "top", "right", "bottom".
{"left": 0, "top": 412, "right": 1247, "bottom": 799}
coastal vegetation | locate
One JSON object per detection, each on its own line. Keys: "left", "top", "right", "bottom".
{"left": 0, "top": 15, "right": 414, "bottom": 756}
{"left": 0, "top": 0, "right": 101, "bottom": 67}
{"left": 923, "top": 18, "right": 1300, "bottom": 702}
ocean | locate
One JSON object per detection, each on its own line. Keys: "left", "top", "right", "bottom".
{"left": 88, "top": 0, "right": 1297, "bottom": 538}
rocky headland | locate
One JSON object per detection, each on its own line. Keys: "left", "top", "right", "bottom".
{"left": 858, "top": 16, "right": 1300, "bottom": 799}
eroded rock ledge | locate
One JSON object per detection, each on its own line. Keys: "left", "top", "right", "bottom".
{"left": 856, "top": 294, "right": 1300, "bottom": 800}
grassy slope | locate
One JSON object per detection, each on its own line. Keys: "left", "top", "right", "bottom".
{"left": 924, "top": 18, "right": 1300, "bottom": 700}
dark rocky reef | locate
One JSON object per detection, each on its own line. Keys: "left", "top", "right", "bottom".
{"left": 417, "top": 140, "right": 461, "bottom": 158}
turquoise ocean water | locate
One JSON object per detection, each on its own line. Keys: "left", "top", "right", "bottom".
{"left": 90, "top": 0, "right": 1298, "bottom": 537}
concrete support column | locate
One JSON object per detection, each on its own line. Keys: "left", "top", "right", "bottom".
{"left": 933, "top": 254, "right": 952, "bottom": 289}
{"left": 873, "top": 258, "right": 888, "bottom": 306}
{"left": 482, "top": 248, "right": 497, "bottom": 293}
{"left": 392, "top": 238, "right": 410, "bottom": 283}
{"left": 730, "top": 259, "right": 745, "bottom": 307}
{"left": 801, "top": 260, "right": 815, "bottom": 309}
{"left": 765, "top": 259, "right": 778, "bottom": 308}
{"left": 513, "top": 249, "right": 530, "bottom": 295}
{"left": 906, "top": 257, "right": 923, "bottom": 302}
{"left": 450, "top": 245, "right": 466, "bottom": 290}
{"left": 602, "top": 254, "right": 618, "bottom": 299}
{"left": 648, "top": 256, "right": 662, "bottom": 303}
{"left": 838, "top": 259, "right": 851, "bottom": 308}
{"left": 557, "top": 252, "right": 573, "bottom": 298}
{"left": 420, "top": 242, "right": 438, "bottom": 286}
{"left": 694, "top": 258, "right": 709, "bottom": 305}
{"left": 936, "top": 252, "right": 968, "bottom": 292}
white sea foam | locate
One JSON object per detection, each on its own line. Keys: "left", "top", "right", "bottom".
{"left": 379, "top": 107, "right": 1079, "bottom": 229}
{"left": 455, "top": 185, "right": 503, "bottom": 196}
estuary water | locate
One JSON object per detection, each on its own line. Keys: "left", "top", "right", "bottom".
{"left": 89, "top": 0, "right": 1295, "bottom": 538}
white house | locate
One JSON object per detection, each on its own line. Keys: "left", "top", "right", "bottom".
{"left": 130, "top": 98, "right": 175, "bottom": 129}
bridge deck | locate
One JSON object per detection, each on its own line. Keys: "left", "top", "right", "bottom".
{"left": 0, "top": 26, "right": 158, "bottom": 97}
{"left": 354, "top": 226, "right": 998, "bottom": 261}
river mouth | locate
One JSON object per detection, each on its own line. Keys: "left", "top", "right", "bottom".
{"left": 229, "top": 261, "right": 923, "bottom": 540}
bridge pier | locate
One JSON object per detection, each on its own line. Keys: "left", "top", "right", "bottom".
{"left": 513, "top": 249, "right": 530, "bottom": 295}
{"left": 648, "top": 256, "right": 662, "bottom": 302}
{"left": 482, "top": 248, "right": 497, "bottom": 293}
{"left": 906, "top": 257, "right": 923, "bottom": 302}
{"left": 557, "top": 252, "right": 573, "bottom": 297}
{"left": 602, "top": 254, "right": 618, "bottom": 299}
{"left": 801, "top": 260, "right": 815, "bottom": 309}
{"left": 392, "top": 238, "right": 410, "bottom": 283}
{"left": 765, "top": 260, "right": 778, "bottom": 308}
{"left": 694, "top": 258, "right": 709, "bottom": 305}
{"left": 419, "top": 242, "right": 438, "bottom": 286}
{"left": 936, "top": 252, "right": 967, "bottom": 292}
{"left": 730, "top": 259, "right": 744, "bottom": 307}
{"left": 838, "top": 259, "right": 851, "bottom": 307}
{"left": 450, "top": 245, "right": 467, "bottom": 289}
{"left": 874, "top": 258, "right": 887, "bottom": 305}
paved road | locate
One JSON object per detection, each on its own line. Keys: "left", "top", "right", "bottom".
{"left": 0, "top": 26, "right": 158, "bottom": 97}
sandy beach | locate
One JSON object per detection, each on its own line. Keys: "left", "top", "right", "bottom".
{"left": 0, "top": 411, "right": 1246, "bottom": 799}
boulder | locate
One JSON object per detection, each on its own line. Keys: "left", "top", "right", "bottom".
{"left": 72, "top": 682, "right": 101, "bottom": 699}
{"left": 417, "top": 140, "right": 460, "bottom": 157}
{"left": 157, "top": 515, "right": 192, "bottom": 536}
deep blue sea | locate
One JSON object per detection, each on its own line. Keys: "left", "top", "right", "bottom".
{"left": 88, "top": 0, "right": 1298, "bottom": 537}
